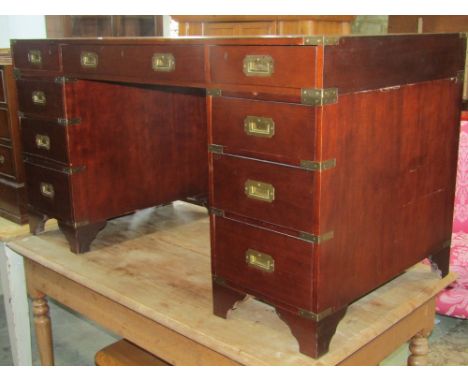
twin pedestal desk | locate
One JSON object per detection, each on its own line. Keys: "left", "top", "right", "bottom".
{"left": 10, "top": 34, "right": 466, "bottom": 358}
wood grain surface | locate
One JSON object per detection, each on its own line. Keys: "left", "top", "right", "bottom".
{"left": 9, "top": 202, "right": 455, "bottom": 365}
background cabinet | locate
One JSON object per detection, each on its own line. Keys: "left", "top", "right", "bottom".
{"left": 172, "top": 16, "right": 355, "bottom": 36}
{"left": 45, "top": 16, "right": 164, "bottom": 37}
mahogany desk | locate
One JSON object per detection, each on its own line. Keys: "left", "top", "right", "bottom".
{"left": 6, "top": 202, "right": 455, "bottom": 366}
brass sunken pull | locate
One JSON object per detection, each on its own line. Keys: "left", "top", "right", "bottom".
{"left": 35, "top": 134, "right": 50, "bottom": 150}
{"left": 40, "top": 182, "right": 54, "bottom": 199}
{"left": 0, "top": 155, "right": 5, "bottom": 165}
{"left": 28, "top": 50, "right": 42, "bottom": 66}
{"left": 31, "top": 91, "right": 46, "bottom": 106}
{"left": 152, "top": 53, "right": 175, "bottom": 72}
{"left": 244, "top": 179, "right": 275, "bottom": 203}
{"left": 244, "top": 116, "right": 275, "bottom": 138}
{"left": 245, "top": 249, "right": 275, "bottom": 273}
{"left": 80, "top": 51, "right": 98, "bottom": 68}
{"left": 243, "top": 55, "right": 274, "bottom": 77}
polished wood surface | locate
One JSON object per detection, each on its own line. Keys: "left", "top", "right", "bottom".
{"left": 173, "top": 16, "right": 355, "bottom": 37}
{"left": 11, "top": 34, "right": 464, "bottom": 356}
{"left": 0, "top": 57, "right": 27, "bottom": 223}
{"left": 9, "top": 202, "right": 455, "bottom": 365}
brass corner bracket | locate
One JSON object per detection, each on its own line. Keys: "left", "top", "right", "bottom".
{"left": 304, "top": 36, "right": 340, "bottom": 46}
{"left": 299, "top": 231, "right": 334, "bottom": 244}
{"left": 300, "top": 158, "right": 336, "bottom": 172}
{"left": 301, "top": 88, "right": 338, "bottom": 106}
{"left": 208, "top": 144, "right": 224, "bottom": 154}
{"left": 206, "top": 88, "right": 222, "bottom": 97}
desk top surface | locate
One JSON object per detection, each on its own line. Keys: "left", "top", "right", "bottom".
{"left": 7, "top": 202, "right": 455, "bottom": 365}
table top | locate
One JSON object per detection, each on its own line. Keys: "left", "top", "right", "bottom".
{"left": 0, "top": 217, "right": 57, "bottom": 242}
{"left": 7, "top": 202, "right": 455, "bottom": 365}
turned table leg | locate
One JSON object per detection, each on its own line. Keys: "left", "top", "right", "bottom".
{"left": 30, "top": 290, "right": 54, "bottom": 365}
{"left": 407, "top": 331, "right": 430, "bottom": 366}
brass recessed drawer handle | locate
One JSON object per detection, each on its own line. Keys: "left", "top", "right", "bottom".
{"left": 244, "top": 179, "right": 275, "bottom": 203}
{"left": 35, "top": 134, "right": 50, "bottom": 150}
{"left": 244, "top": 116, "right": 275, "bottom": 138}
{"left": 32, "top": 91, "right": 46, "bottom": 106}
{"left": 245, "top": 249, "right": 275, "bottom": 273}
{"left": 0, "top": 155, "right": 5, "bottom": 165}
{"left": 40, "top": 182, "right": 54, "bottom": 199}
{"left": 243, "top": 55, "right": 274, "bottom": 77}
{"left": 28, "top": 50, "right": 42, "bottom": 66}
{"left": 80, "top": 51, "right": 98, "bottom": 68}
{"left": 152, "top": 53, "right": 175, "bottom": 72}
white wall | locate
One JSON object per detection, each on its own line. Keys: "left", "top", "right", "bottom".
{"left": 0, "top": 15, "right": 46, "bottom": 48}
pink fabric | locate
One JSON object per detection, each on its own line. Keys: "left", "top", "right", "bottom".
{"left": 436, "top": 120, "right": 468, "bottom": 319}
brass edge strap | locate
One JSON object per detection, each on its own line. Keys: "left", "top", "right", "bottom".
{"left": 298, "top": 307, "right": 334, "bottom": 322}
{"left": 299, "top": 231, "right": 334, "bottom": 244}
{"left": 301, "top": 88, "right": 338, "bottom": 106}
{"left": 208, "top": 144, "right": 224, "bottom": 154}
{"left": 23, "top": 157, "right": 86, "bottom": 175}
{"left": 300, "top": 158, "right": 336, "bottom": 172}
{"left": 54, "top": 76, "right": 77, "bottom": 84}
{"left": 13, "top": 68, "right": 21, "bottom": 79}
{"left": 57, "top": 117, "right": 82, "bottom": 126}
{"left": 209, "top": 207, "right": 224, "bottom": 217}
{"left": 212, "top": 275, "right": 335, "bottom": 322}
{"left": 303, "top": 35, "right": 340, "bottom": 46}
{"left": 206, "top": 88, "right": 222, "bottom": 97}
{"left": 212, "top": 275, "right": 227, "bottom": 285}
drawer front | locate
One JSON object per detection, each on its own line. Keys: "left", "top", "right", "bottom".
{"left": 16, "top": 79, "right": 64, "bottom": 118}
{"left": 212, "top": 155, "right": 316, "bottom": 233}
{"left": 212, "top": 97, "right": 316, "bottom": 165}
{"left": 213, "top": 216, "right": 314, "bottom": 310}
{"left": 61, "top": 45, "right": 206, "bottom": 84}
{"left": 0, "top": 68, "right": 5, "bottom": 103}
{"left": 0, "top": 145, "right": 15, "bottom": 177}
{"left": 0, "top": 109, "right": 10, "bottom": 140}
{"left": 12, "top": 41, "right": 60, "bottom": 72}
{"left": 24, "top": 160, "right": 73, "bottom": 222}
{"left": 21, "top": 118, "right": 69, "bottom": 163}
{"left": 210, "top": 46, "right": 316, "bottom": 88}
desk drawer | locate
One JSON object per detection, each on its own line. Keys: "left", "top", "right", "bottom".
{"left": 0, "top": 109, "right": 10, "bottom": 140}
{"left": 213, "top": 215, "right": 314, "bottom": 310}
{"left": 0, "top": 145, "right": 14, "bottom": 177}
{"left": 211, "top": 154, "right": 316, "bottom": 233}
{"left": 12, "top": 41, "right": 60, "bottom": 72}
{"left": 0, "top": 68, "right": 5, "bottom": 103}
{"left": 61, "top": 45, "right": 206, "bottom": 84}
{"left": 16, "top": 79, "right": 64, "bottom": 118}
{"left": 24, "top": 160, "right": 73, "bottom": 222}
{"left": 21, "top": 118, "right": 69, "bottom": 164}
{"left": 212, "top": 97, "right": 317, "bottom": 165}
{"left": 210, "top": 46, "right": 317, "bottom": 88}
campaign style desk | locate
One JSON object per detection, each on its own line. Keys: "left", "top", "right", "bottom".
{"left": 6, "top": 203, "right": 456, "bottom": 365}
{"left": 10, "top": 34, "right": 466, "bottom": 358}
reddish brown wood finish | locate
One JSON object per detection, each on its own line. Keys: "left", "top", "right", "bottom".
{"left": 11, "top": 34, "right": 465, "bottom": 357}
{"left": 324, "top": 34, "right": 466, "bottom": 94}
{"left": 0, "top": 144, "right": 15, "bottom": 177}
{"left": 61, "top": 44, "right": 206, "bottom": 85}
{"left": 276, "top": 306, "right": 347, "bottom": 358}
{"left": 20, "top": 118, "right": 70, "bottom": 164}
{"left": 213, "top": 215, "right": 315, "bottom": 311}
{"left": 0, "top": 109, "right": 11, "bottom": 139}
{"left": 11, "top": 41, "right": 61, "bottom": 72}
{"left": 211, "top": 154, "right": 317, "bottom": 233}
{"left": 16, "top": 78, "right": 65, "bottom": 119}
{"left": 209, "top": 45, "right": 317, "bottom": 88}
{"left": 0, "top": 59, "right": 27, "bottom": 223}
{"left": 0, "top": 69, "right": 5, "bottom": 102}
{"left": 316, "top": 78, "right": 461, "bottom": 312}
{"left": 211, "top": 97, "right": 317, "bottom": 165}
